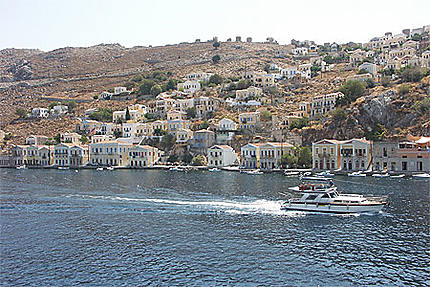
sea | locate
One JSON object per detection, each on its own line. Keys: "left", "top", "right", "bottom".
{"left": 0, "top": 169, "right": 429, "bottom": 286}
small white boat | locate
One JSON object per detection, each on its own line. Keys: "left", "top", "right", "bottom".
{"left": 208, "top": 168, "right": 220, "bottom": 172}
{"left": 245, "top": 169, "right": 263, "bottom": 175}
{"left": 281, "top": 184, "right": 388, "bottom": 214}
{"left": 284, "top": 171, "right": 299, "bottom": 177}
{"left": 96, "top": 167, "right": 104, "bottom": 171}
{"left": 16, "top": 165, "right": 27, "bottom": 170}
{"left": 106, "top": 166, "right": 114, "bottom": 171}
{"left": 316, "top": 171, "right": 334, "bottom": 177}
{"left": 372, "top": 173, "right": 390, "bottom": 178}
{"left": 58, "top": 166, "right": 69, "bottom": 170}
{"left": 348, "top": 171, "right": 366, "bottom": 177}
{"left": 169, "top": 166, "right": 185, "bottom": 171}
{"left": 390, "top": 174, "right": 405, "bottom": 179}
{"left": 74, "top": 170, "right": 79, "bottom": 173}
{"left": 412, "top": 173, "right": 430, "bottom": 179}
{"left": 302, "top": 176, "right": 329, "bottom": 181}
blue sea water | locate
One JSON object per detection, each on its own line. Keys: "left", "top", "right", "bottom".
{"left": 0, "top": 169, "right": 429, "bottom": 286}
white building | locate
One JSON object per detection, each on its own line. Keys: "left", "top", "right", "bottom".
{"left": 32, "top": 108, "right": 50, "bottom": 118}
{"left": 281, "top": 67, "right": 298, "bottom": 79}
{"left": 292, "top": 47, "right": 308, "bottom": 56}
{"left": 177, "top": 80, "right": 201, "bottom": 93}
{"left": 128, "top": 145, "right": 160, "bottom": 168}
{"left": 51, "top": 105, "right": 68, "bottom": 117}
{"left": 207, "top": 145, "right": 238, "bottom": 167}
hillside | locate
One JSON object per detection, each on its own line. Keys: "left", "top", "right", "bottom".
{"left": 1, "top": 41, "right": 429, "bottom": 148}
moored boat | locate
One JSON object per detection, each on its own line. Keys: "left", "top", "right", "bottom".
{"left": 284, "top": 171, "right": 299, "bottom": 177}
{"left": 372, "top": 173, "right": 390, "bottom": 178}
{"left": 96, "top": 167, "right": 104, "bottom": 171}
{"left": 348, "top": 171, "right": 366, "bottom": 177}
{"left": 245, "top": 169, "right": 263, "bottom": 175}
{"left": 390, "top": 174, "right": 405, "bottom": 179}
{"left": 208, "top": 168, "right": 221, "bottom": 172}
{"left": 412, "top": 173, "right": 430, "bottom": 179}
{"left": 16, "top": 165, "right": 27, "bottom": 170}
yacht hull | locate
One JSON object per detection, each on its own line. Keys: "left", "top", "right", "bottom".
{"left": 281, "top": 202, "right": 386, "bottom": 214}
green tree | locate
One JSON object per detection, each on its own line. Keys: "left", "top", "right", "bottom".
{"left": 150, "top": 85, "right": 162, "bottom": 96}
{"left": 125, "top": 107, "right": 131, "bottom": 121}
{"left": 381, "top": 76, "right": 391, "bottom": 87}
{"left": 153, "top": 128, "right": 166, "bottom": 136}
{"left": 182, "top": 152, "right": 193, "bottom": 164}
{"left": 398, "top": 84, "right": 410, "bottom": 95}
{"left": 297, "top": 147, "right": 312, "bottom": 168}
{"left": 337, "top": 80, "right": 365, "bottom": 106}
{"left": 260, "top": 110, "right": 272, "bottom": 122}
{"left": 281, "top": 153, "right": 298, "bottom": 168}
{"left": 365, "top": 78, "right": 376, "bottom": 88}
{"left": 357, "top": 68, "right": 368, "bottom": 74}
{"left": 160, "top": 134, "right": 176, "bottom": 151}
{"left": 93, "top": 94, "right": 99, "bottom": 100}
{"left": 138, "top": 79, "right": 155, "bottom": 96}
{"left": 186, "top": 107, "right": 196, "bottom": 119}
{"left": 163, "top": 79, "right": 176, "bottom": 91}
{"left": 212, "top": 55, "right": 221, "bottom": 64}
{"left": 65, "top": 100, "right": 77, "bottom": 113}
{"left": 54, "top": 133, "right": 61, "bottom": 144}
{"left": 332, "top": 108, "right": 348, "bottom": 122}
{"left": 80, "top": 135, "right": 89, "bottom": 144}
{"left": 290, "top": 117, "right": 309, "bottom": 130}
{"left": 236, "top": 79, "right": 250, "bottom": 90}
{"left": 364, "top": 124, "right": 387, "bottom": 141}
{"left": 89, "top": 108, "right": 113, "bottom": 122}
{"left": 192, "top": 155, "right": 207, "bottom": 166}
{"left": 412, "top": 97, "right": 430, "bottom": 115}
{"left": 401, "top": 67, "right": 427, "bottom": 83}
{"left": 209, "top": 74, "right": 223, "bottom": 85}
{"left": 132, "top": 74, "right": 143, "bottom": 82}
{"left": 213, "top": 41, "right": 220, "bottom": 50}
{"left": 16, "top": 108, "right": 27, "bottom": 118}
{"left": 200, "top": 121, "right": 210, "bottom": 129}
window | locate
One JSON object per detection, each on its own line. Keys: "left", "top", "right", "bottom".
{"left": 402, "top": 162, "right": 407, "bottom": 171}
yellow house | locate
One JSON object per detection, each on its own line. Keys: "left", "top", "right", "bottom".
{"left": 239, "top": 111, "right": 261, "bottom": 129}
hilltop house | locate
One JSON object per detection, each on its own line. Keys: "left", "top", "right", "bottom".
{"left": 177, "top": 80, "right": 201, "bottom": 94}
{"left": 32, "top": 108, "right": 50, "bottom": 118}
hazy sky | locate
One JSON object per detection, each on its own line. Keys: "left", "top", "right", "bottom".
{"left": 1, "top": 0, "right": 429, "bottom": 51}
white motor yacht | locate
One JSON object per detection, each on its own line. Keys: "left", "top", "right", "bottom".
{"left": 208, "top": 168, "right": 221, "bottom": 172}
{"left": 16, "top": 165, "right": 27, "bottom": 170}
{"left": 96, "top": 167, "right": 104, "bottom": 171}
{"left": 281, "top": 184, "right": 388, "bottom": 214}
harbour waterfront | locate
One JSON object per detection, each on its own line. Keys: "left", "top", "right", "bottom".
{"left": 0, "top": 169, "right": 429, "bottom": 286}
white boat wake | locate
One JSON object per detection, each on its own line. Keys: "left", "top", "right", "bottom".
{"left": 66, "top": 194, "right": 301, "bottom": 216}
